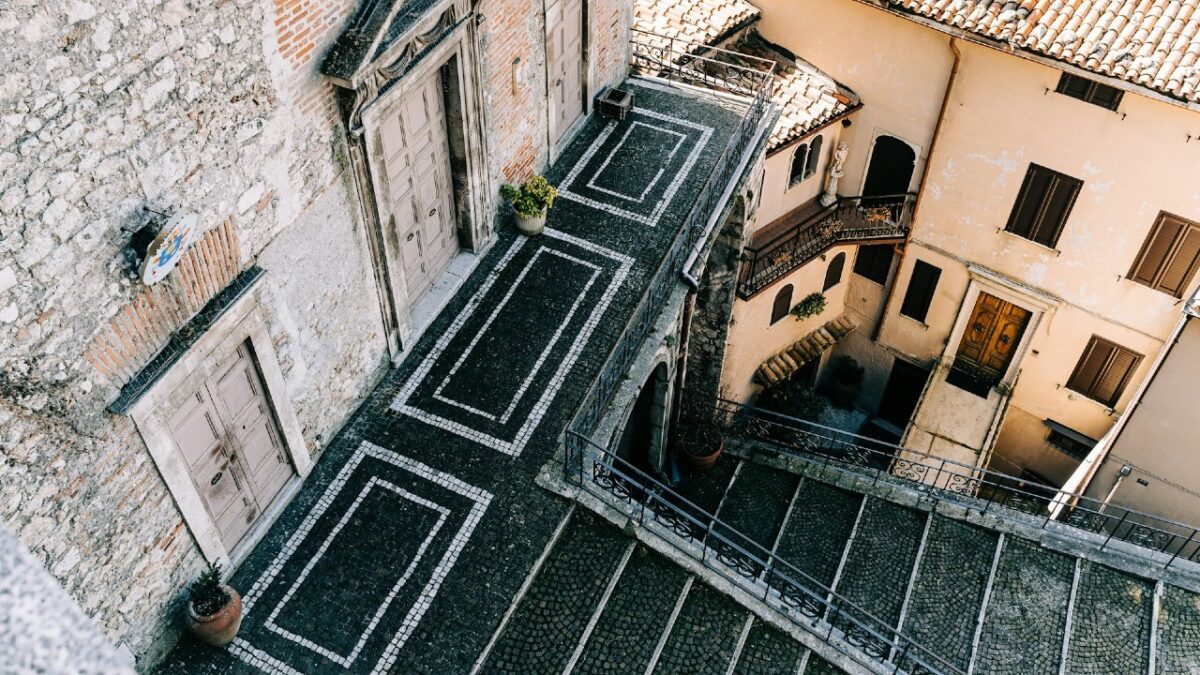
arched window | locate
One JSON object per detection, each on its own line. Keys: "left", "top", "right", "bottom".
{"left": 823, "top": 252, "right": 846, "bottom": 291}
{"left": 788, "top": 144, "right": 809, "bottom": 187}
{"left": 805, "top": 135, "right": 823, "bottom": 180}
{"left": 771, "top": 284, "right": 794, "bottom": 324}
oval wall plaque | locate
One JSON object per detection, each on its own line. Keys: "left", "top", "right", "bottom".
{"left": 139, "top": 212, "right": 199, "bottom": 285}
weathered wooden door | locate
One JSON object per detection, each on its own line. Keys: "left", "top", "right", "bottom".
{"left": 547, "top": 0, "right": 585, "bottom": 145}
{"left": 952, "top": 292, "right": 1031, "bottom": 388}
{"left": 167, "top": 343, "right": 293, "bottom": 549}
{"left": 379, "top": 72, "right": 458, "bottom": 302}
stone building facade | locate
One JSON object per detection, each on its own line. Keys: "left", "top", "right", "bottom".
{"left": 0, "top": 0, "right": 628, "bottom": 665}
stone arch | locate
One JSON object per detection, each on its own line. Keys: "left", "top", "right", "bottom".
{"left": 614, "top": 360, "right": 673, "bottom": 477}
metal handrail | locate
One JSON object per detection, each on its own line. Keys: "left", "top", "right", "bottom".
{"left": 629, "top": 28, "right": 777, "bottom": 98}
{"left": 738, "top": 193, "right": 916, "bottom": 298}
{"left": 567, "top": 430, "right": 963, "bottom": 675}
{"left": 720, "top": 398, "right": 1200, "bottom": 568}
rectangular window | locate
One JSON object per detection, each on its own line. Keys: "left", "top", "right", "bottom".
{"left": 1066, "top": 336, "right": 1143, "bottom": 407}
{"left": 1044, "top": 419, "right": 1096, "bottom": 461}
{"left": 899, "top": 260, "right": 941, "bottom": 323}
{"left": 1056, "top": 73, "right": 1123, "bottom": 111}
{"left": 1005, "top": 164, "right": 1082, "bottom": 248}
{"left": 1128, "top": 212, "right": 1200, "bottom": 298}
{"left": 853, "top": 244, "right": 894, "bottom": 285}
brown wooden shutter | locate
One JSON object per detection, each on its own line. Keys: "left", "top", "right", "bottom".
{"left": 1159, "top": 222, "right": 1200, "bottom": 297}
{"left": 1032, "top": 175, "right": 1082, "bottom": 247}
{"left": 1006, "top": 165, "right": 1081, "bottom": 247}
{"left": 1066, "top": 336, "right": 1142, "bottom": 407}
{"left": 1129, "top": 215, "right": 1184, "bottom": 286}
{"left": 1007, "top": 168, "right": 1052, "bottom": 239}
{"left": 1128, "top": 213, "right": 1200, "bottom": 298}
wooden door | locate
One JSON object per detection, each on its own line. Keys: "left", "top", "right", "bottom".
{"left": 166, "top": 343, "right": 293, "bottom": 549}
{"left": 547, "top": 0, "right": 584, "bottom": 145}
{"left": 379, "top": 72, "right": 458, "bottom": 302}
{"left": 952, "top": 292, "right": 1031, "bottom": 388}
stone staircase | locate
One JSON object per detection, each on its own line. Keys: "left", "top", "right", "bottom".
{"left": 474, "top": 509, "right": 850, "bottom": 675}
{"left": 655, "top": 451, "right": 1200, "bottom": 674}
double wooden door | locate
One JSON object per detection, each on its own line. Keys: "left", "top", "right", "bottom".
{"left": 547, "top": 0, "right": 585, "bottom": 145}
{"left": 952, "top": 292, "right": 1031, "bottom": 389}
{"left": 167, "top": 343, "right": 293, "bottom": 549}
{"left": 379, "top": 72, "right": 459, "bottom": 303}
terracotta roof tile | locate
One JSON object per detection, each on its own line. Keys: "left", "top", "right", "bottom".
{"left": 633, "top": 0, "right": 762, "bottom": 47}
{"left": 887, "top": 0, "right": 1200, "bottom": 104}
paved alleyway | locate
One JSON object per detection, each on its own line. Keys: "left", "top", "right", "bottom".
{"left": 157, "top": 81, "right": 746, "bottom": 674}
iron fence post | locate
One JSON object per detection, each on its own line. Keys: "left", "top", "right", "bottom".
{"left": 1102, "top": 510, "right": 1129, "bottom": 550}
{"left": 1167, "top": 529, "right": 1198, "bottom": 568}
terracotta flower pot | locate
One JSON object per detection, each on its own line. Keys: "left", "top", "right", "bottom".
{"left": 186, "top": 585, "right": 242, "bottom": 646}
{"left": 515, "top": 209, "right": 547, "bottom": 236}
{"left": 682, "top": 435, "right": 724, "bottom": 472}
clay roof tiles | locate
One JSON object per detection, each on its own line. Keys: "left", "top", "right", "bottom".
{"left": 633, "top": 0, "right": 762, "bottom": 48}
{"left": 887, "top": 0, "right": 1200, "bottom": 103}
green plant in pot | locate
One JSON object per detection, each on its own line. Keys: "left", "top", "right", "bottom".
{"left": 790, "top": 292, "right": 826, "bottom": 321}
{"left": 674, "top": 400, "right": 728, "bottom": 471}
{"left": 185, "top": 563, "right": 242, "bottom": 646}
{"left": 826, "top": 355, "right": 864, "bottom": 410}
{"left": 500, "top": 175, "right": 557, "bottom": 236}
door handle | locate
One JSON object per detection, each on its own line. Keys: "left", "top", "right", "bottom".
{"left": 428, "top": 208, "right": 437, "bottom": 217}
{"left": 406, "top": 232, "right": 415, "bottom": 242}
{"left": 555, "top": 79, "right": 562, "bottom": 87}
{"left": 211, "top": 471, "right": 223, "bottom": 486}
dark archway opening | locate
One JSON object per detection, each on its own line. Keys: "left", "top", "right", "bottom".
{"left": 862, "top": 135, "right": 916, "bottom": 198}
{"left": 616, "top": 362, "right": 671, "bottom": 477}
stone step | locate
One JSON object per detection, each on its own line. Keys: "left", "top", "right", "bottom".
{"left": 479, "top": 511, "right": 631, "bottom": 674}
{"left": 713, "top": 462, "right": 800, "bottom": 553}
{"left": 651, "top": 582, "right": 749, "bottom": 675}
{"left": 771, "top": 478, "right": 863, "bottom": 588}
{"left": 799, "top": 651, "right": 848, "bottom": 674}
{"left": 731, "top": 619, "right": 806, "bottom": 674}
{"left": 899, "top": 515, "right": 998, "bottom": 671}
{"left": 1065, "top": 560, "right": 1154, "bottom": 674}
{"left": 674, "top": 453, "right": 741, "bottom": 515}
{"left": 1157, "top": 584, "right": 1200, "bottom": 673}
{"left": 831, "top": 497, "right": 926, "bottom": 632}
{"left": 571, "top": 546, "right": 691, "bottom": 674}
{"left": 971, "top": 536, "right": 1073, "bottom": 675}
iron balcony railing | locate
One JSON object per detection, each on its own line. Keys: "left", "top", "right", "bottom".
{"left": 565, "top": 430, "right": 963, "bottom": 675}
{"left": 630, "top": 28, "right": 777, "bottom": 99}
{"left": 563, "top": 34, "right": 774, "bottom": 445}
{"left": 738, "top": 193, "right": 917, "bottom": 299}
{"left": 719, "top": 399, "right": 1200, "bottom": 569}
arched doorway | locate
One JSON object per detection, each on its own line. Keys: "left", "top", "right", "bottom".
{"left": 862, "top": 135, "right": 916, "bottom": 197}
{"left": 615, "top": 362, "right": 671, "bottom": 478}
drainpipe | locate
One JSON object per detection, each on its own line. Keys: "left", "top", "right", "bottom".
{"left": 871, "top": 36, "right": 962, "bottom": 342}
{"left": 1099, "top": 465, "right": 1134, "bottom": 513}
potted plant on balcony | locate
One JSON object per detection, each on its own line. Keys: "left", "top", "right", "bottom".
{"left": 790, "top": 292, "right": 826, "bottom": 321}
{"left": 674, "top": 399, "right": 728, "bottom": 471}
{"left": 185, "top": 563, "right": 242, "bottom": 646}
{"left": 500, "top": 175, "right": 557, "bottom": 236}
{"left": 826, "top": 355, "right": 864, "bottom": 409}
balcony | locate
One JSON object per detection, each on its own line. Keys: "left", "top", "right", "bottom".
{"left": 737, "top": 193, "right": 916, "bottom": 299}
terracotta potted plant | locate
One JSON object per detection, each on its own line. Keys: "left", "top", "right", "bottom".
{"left": 675, "top": 401, "right": 727, "bottom": 471}
{"left": 827, "top": 355, "right": 864, "bottom": 409}
{"left": 185, "top": 563, "right": 242, "bottom": 646}
{"left": 500, "top": 175, "right": 557, "bottom": 236}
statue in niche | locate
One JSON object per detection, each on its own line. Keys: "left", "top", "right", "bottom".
{"left": 820, "top": 141, "right": 849, "bottom": 207}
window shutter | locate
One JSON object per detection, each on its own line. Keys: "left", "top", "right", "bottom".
{"left": 1067, "top": 339, "right": 1115, "bottom": 396}
{"left": 823, "top": 252, "right": 845, "bottom": 291}
{"left": 900, "top": 260, "right": 941, "bottom": 322}
{"left": 1092, "top": 348, "right": 1140, "bottom": 406}
{"left": 771, "top": 284, "right": 793, "bottom": 324}
{"left": 1007, "top": 167, "right": 1053, "bottom": 239}
{"left": 1032, "top": 175, "right": 1081, "bottom": 246}
{"left": 1067, "top": 337, "right": 1142, "bottom": 407}
{"left": 1158, "top": 223, "right": 1200, "bottom": 297}
{"left": 1129, "top": 213, "right": 1200, "bottom": 298}
{"left": 1129, "top": 215, "right": 1184, "bottom": 286}
{"left": 1006, "top": 165, "right": 1081, "bottom": 248}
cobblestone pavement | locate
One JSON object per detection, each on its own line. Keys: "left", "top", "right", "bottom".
{"left": 901, "top": 515, "right": 997, "bottom": 671}
{"left": 771, "top": 479, "right": 861, "bottom": 588}
{"left": 479, "top": 510, "right": 630, "bottom": 674}
{"left": 733, "top": 620, "right": 805, "bottom": 674}
{"left": 973, "top": 537, "right": 1073, "bottom": 675}
{"left": 652, "top": 582, "right": 747, "bottom": 675}
{"left": 801, "top": 652, "right": 846, "bottom": 675}
{"left": 1065, "top": 561, "right": 1152, "bottom": 675}
{"left": 832, "top": 497, "right": 926, "bottom": 632}
{"left": 1159, "top": 584, "right": 1200, "bottom": 674}
{"left": 713, "top": 462, "right": 799, "bottom": 554}
{"left": 156, "top": 80, "right": 744, "bottom": 674}
{"left": 574, "top": 545, "right": 690, "bottom": 674}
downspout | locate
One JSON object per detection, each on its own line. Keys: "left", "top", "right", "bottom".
{"left": 872, "top": 36, "right": 962, "bottom": 342}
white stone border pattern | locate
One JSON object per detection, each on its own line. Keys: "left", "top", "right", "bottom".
{"left": 390, "top": 228, "right": 632, "bottom": 456}
{"left": 262, "top": 477, "right": 450, "bottom": 667}
{"left": 430, "top": 248, "right": 602, "bottom": 424}
{"left": 228, "top": 442, "right": 493, "bottom": 675}
{"left": 556, "top": 107, "right": 713, "bottom": 227}
{"left": 584, "top": 121, "right": 686, "bottom": 204}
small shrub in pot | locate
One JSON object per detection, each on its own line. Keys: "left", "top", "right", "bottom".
{"left": 186, "top": 563, "right": 242, "bottom": 646}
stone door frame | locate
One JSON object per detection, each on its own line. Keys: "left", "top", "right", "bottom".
{"left": 127, "top": 274, "right": 312, "bottom": 568}
{"left": 332, "top": 0, "right": 493, "bottom": 358}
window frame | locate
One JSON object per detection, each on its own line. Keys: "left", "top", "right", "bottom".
{"left": 1055, "top": 72, "right": 1123, "bottom": 111}
{"left": 823, "top": 252, "right": 846, "bottom": 291}
{"left": 770, "top": 284, "right": 794, "bottom": 325}
{"left": 852, "top": 245, "right": 895, "bottom": 285}
{"left": 1065, "top": 335, "right": 1143, "bottom": 408}
{"left": 788, "top": 143, "right": 810, "bottom": 188}
{"left": 899, "top": 259, "right": 941, "bottom": 323}
{"left": 804, "top": 135, "right": 823, "bottom": 181}
{"left": 1004, "top": 163, "right": 1083, "bottom": 249}
{"left": 1127, "top": 211, "right": 1200, "bottom": 299}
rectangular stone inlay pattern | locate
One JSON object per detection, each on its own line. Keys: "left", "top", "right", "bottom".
{"left": 227, "top": 442, "right": 493, "bottom": 675}
{"left": 391, "top": 228, "right": 632, "bottom": 456}
{"left": 556, "top": 107, "right": 713, "bottom": 227}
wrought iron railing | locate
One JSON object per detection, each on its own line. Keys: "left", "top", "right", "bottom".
{"left": 630, "top": 28, "right": 777, "bottom": 98}
{"left": 566, "top": 430, "right": 964, "bottom": 675}
{"left": 738, "top": 193, "right": 916, "bottom": 298}
{"left": 720, "top": 399, "right": 1200, "bottom": 568}
{"left": 563, "top": 33, "right": 774, "bottom": 449}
